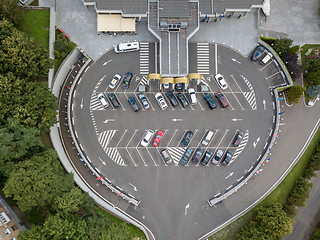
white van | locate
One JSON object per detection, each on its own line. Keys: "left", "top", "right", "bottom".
{"left": 141, "top": 129, "right": 154, "bottom": 147}
{"left": 260, "top": 52, "right": 273, "bottom": 65}
{"left": 188, "top": 88, "right": 197, "bottom": 105}
{"left": 114, "top": 42, "right": 140, "bottom": 53}
{"left": 202, "top": 131, "right": 214, "bottom": 146}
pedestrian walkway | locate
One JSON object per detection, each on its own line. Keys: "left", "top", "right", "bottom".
{"left": 167, "top": 147, "right": 186, "bottom": 165}
{"left": 197, "top": 43, "right": 210, "bottom": 75}
{"left": 140, "top": 42, "right": 150, "bottom": 75}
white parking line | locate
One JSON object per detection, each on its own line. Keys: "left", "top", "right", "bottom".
{"left": 125, "top": 148, "right": 138, "bottom": 166}
{"left": 136, "top": 148, "right": 148, "bottom": 166}
{"left": 167, "top": 130, "right": 178, "bottom": 147}
{"left": 229, "top": 75, "right": 244, "bottom": 93}
{"left": 126, "top": 130, "right": 138, "bottom": 147}
{"left": 183, "top": 93, "right": 195, "bottom": 110}
{"left": 116, "top": 130, "right": 128, "bottom": 148}
{"left": 163, "top": 92, "right": 175, "bottom": 110}
{"left": 215, "top": 44, "right": 218, "bottom": 75}
{"left": 266, "top": 71, "right": 281, "bottom": 80}
{"left": 116, "top": 93, "right": 126, "bottom": 110}
{"left": 146, "top": 148, "right": 158, "bottom": 166}
{"left": 227, "top": 84, "right": 245, "bottom": 110}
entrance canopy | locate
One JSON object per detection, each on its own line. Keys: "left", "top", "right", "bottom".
{"left": 97, "top": 14, "right": 135, "bottom": 32}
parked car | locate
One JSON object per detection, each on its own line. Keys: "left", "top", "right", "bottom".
{"left": 212, "top": 149, "right": 223, "bottom": 165}
{"left": 165, "top": 91, "right": 178, "bottom": 107}
{"left": 192, "top": 147, "right": 204, "bottom": 164}
{"left": 201, "top": 150, "right": 213, "bottom": 166}
{"left": 109, "top": 74, "right": 121, "bottom": 89}
{"left": 163, "top": 83, "right": 170, "bottom": 89}
{"left": 107, "top": 93, "right": 121, "bottom": 108}
{"left": 98, "top": 93, "right": 109, "bottom": 108}
{"left": 153, "top": 131, "right": 164, "bottom": 146}
{"left": 204, "top": 93, "right": 217, "bottom": 109}
{"left": 141, "top": 129, "right": 154, "bottom": 147}
{"left": 188, "top": 88, "right": 197, "bottom": 105}
{"left": 214, "top": 74, "right": 228, "bottom": 90}
{"left": 251, "top": 46, "right": 265, "bottom": 62}
{"left": 233, "top": 131, "right": 244, "bottom": 147}
{"left": 128, "top": 96, "right": 140, "bottom": 112}
{"left": 122, "top": 72, "right": 133, "bottom": 88}
{"left": 177, "top": 93, "right": 189, "bottom": 108}
{"left": 160, "top": 148, "right": 172, "bottom": 164}
{"left": 215, "top": 92, "right": 229, "bottom": 108}
{"left": 180, "top": 131, "right": 194, "bottom": 147}
{"left": 155, "top": 93, "right": 168, "bottom": 110}
{"left": 180, "top": 148, "right": 193, "bottom": 165}
{"left": 138, "top": 93, "right": 150, "bottom": 109}
{"left": 175, "top": 83, "right": 183, "bottom": 91}
{"left": 221, "top": 150, "right": 233, "bottom": 166}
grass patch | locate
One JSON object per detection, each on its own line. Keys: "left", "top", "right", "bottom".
{"left": 95, "top": 207, "right": 147, "bottom": 240}
{"left": 209, "top": 124, "right": 320, "bottom": 239}
{"left": 18, "top": 9, "right": 50, "bottom": 49}
{"left": 41, "top": 132, "right": 53, "bottom": 148}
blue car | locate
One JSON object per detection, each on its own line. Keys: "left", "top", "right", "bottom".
{"left": 251, "top": 46, "right": 265, "bottom": 62}
{"left": 128, "top": 96, "right": 140, "bottom": 112}
{"left": 180, "top": 148, "right": 193, "bottom": 165}
{"left": 192, "top": 147, "right": 204, "bottom": 164}
{"left": 180, "top": 131, "right": 193, "bottom": 147}
{"left": 221, "top": 150, "right": 233, "bottom": 166}
{"left": 204, "top": 93, "right": 217, "bottom": 109}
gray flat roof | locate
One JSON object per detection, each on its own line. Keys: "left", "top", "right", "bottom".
{"left": 84, "top": 0, "right": 264, "bottom": 15}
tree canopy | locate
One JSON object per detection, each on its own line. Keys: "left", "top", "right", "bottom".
{"left": 3, "top": 149, "right": 74, "bottom": 212}
{"left": 0, "top": 19, "right": 53, "bottom": 80}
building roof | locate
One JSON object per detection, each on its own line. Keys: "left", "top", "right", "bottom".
{"left": 159, "top": 0, "right": 190, "bottom": 18}
{"left": 84, "top": 0, "right": 265, "bottom": 16}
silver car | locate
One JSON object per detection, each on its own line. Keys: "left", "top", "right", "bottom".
{"left": 138, "top": 93, "right": 150, "bottom": 109}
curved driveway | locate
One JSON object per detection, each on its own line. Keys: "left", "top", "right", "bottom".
{"left": 71, "top": 43, "right": 276, "bottom": 240}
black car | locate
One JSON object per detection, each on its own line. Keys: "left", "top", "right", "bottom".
{"left": 221, "top": 150, "right": 233, "bottom": 166}
{"left": 165, "top": 91, "right": 178, "bottom": 107}
{"left": 192, "top": 147, "right": 204, "bottom": 164}
{"left": 251, "top": 46, "right": 265, "bottom": 62}
{"left": 128, "top": 96, "right": 140, "bottom": 112}
{"left": 122, "top": 72, "right": 133, "bottom": 89}
{"left": 201, "top": 150, "right": 213, "bottom": 166}
{"left": 175, "top": 83, "right": 183, "bottom": 91}
{"left": 176, "top": 93, "right": 189, "bottom": 108}
{"left": 204, "top": 93, "right": 217, "bottom": 109}
{"left": 180, "top": 131, "right": 193, "bottom": 147}
{"left": 180, "top": 148, "right": 193, "bottom": 166}
{"left": 233, "top": 131, "right": 244, "bottom": 147}
{"left": 107, "top": 93, "right": 121, "bottom": 108}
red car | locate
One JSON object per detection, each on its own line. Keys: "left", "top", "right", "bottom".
{"left": 152, "top": 131, "right": 164, "bottom": 146}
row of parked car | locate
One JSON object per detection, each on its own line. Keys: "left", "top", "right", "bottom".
{"left": 98, "top": 90, "right": 229, "bottom": 111}
{"left": 140, "top": 129, "right": 245, "bottom": 166}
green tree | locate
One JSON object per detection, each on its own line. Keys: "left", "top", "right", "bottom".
{"left": 53, "top": 187, "right": 84, "bottom": 215}
{"left": 286, "top": 177, "right": 312, "bottom": 207}
{"left": 0, "top": 19, "right": 53, "bottom": 80}
{"left": 237, "top": 203, "right": 292, "bottom": 240}
{"left": 18, "top": 214, "right": 88, "bottom": 240}
{"left": 306, "top": 70, "right": 320, "bottom": 86}
{"left": 105, "top": 222, "right": 132, "bottom": 240}
{"left": 272, "top": 38, "right": 293, "bottom": 57}
{"left": 3, "top": 149, "right": 74, "bottom": 212}
{"left": 285, "top": 86, "right": 305, "bottom": 104}
{"left": 0, "top": 0, "right": 22, "bottom": 25}
{"left": 0, "top": 73, "right": 58, "bottom": 132}
{"left": 86, "top": 212, "right": 112, "bottom": 239}
{"left": 0, "top": 118, "right": 42, "bottom": 177}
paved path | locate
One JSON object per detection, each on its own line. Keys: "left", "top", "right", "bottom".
{"left": 259, "top": 0, "right": 320, "bottom": 45}
{"left": 283, "top": 171, "right": 320, "bottom": 240}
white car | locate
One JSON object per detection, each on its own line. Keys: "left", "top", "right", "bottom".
{"left": 98, "top": 93, "right": 109, "bottom": 108}
{"left": 109, "top": 74, "right": 121, "bottom": 89}
{"left": 187, "top": 88, "right": 197, "bottom": 105}
{"left": 141, "top": 129, "right": 155, "bottom": 147}
{"left": 155, "top": 93, "right": 168, "bottom": 110}
{"left": 214, "top": 74, "right": 228, "bottom": 90}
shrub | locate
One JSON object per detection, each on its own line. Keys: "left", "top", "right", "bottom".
{"left": 286, "top": 177, "right": 313, "bottom": 207}
{"left": 306, "top": 70, "right": 320, "bottom": 86}
{"left": 305, "top": 85, "right": 320, "bottom": 98}
{"left": 285, "top": 86, "right": 305, "bottom": 104}
{"left": 283, "top": 203, "right": 298, "bottom": 218}
{"left": 289, "top": 45, "right": 300, "bottom": 54}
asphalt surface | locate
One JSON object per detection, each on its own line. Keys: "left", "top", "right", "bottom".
{"left": 70, "top": 43, "right": 279, "bottom": 240}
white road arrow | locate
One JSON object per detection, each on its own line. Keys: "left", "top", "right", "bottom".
{"left": 253, "top": 137, "right": 260, "bottom": 148}
{"left": 80, "top": 98, "right": 84, "bottom": 109}
{"left": 185, "top": 203, "right": 190, "bottom": 215}
{"left": 98, "top": 157, "right": 106, "bottom": 165}
{"left": 172, "top": 118, "right": 183, "bottom": 122}
{"left": 129, "top": 183, "right": 137, "bottom": 191}
{"left": 231, "top": 58, "right": 241, "bottom": 64}
{"left": 225, "top": 172, "right": 234, "bottom": 179}
{"left": 263, "top": 99, "right": 266, "bottom": 110}
{"left": 104, "top": 119, "right": 115, "bottom": 123}
{"left": 103, "top": 60, "right": 112, "bottom": 66}
{"left": 232, "top": 118, "right": 243, "bottom": 122}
